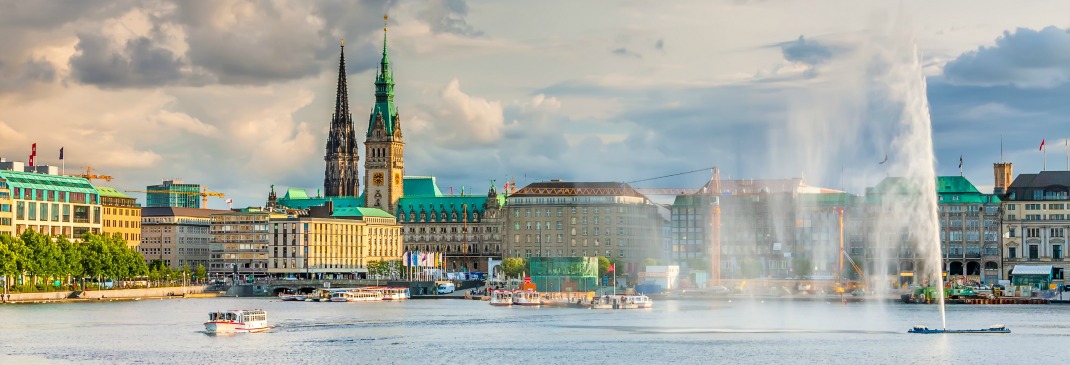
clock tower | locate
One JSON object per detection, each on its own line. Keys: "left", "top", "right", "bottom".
{"left": 364, "top": 18, "right": 404, "bottom": 214}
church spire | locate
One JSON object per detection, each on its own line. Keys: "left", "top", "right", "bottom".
{"left": 324, "top": 39, "right": 360, "bottom": 197}
{"left": 369, "top": 15, "right": 398, "bottom": 137}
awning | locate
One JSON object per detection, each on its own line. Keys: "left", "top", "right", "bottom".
{"left": 1011, "top": 265, "right": 1053, "bottom": 276}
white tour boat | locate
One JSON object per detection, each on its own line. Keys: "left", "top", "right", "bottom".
{"left": 621, "top": 294, "right": 653, "bottom": 309}
{"left": 360, "top": 287, "right": 410, "bottom": 300}
{"left": 512, "top": 290, "right": 541, "bottom": 306}
{"left": 204, "top": 309, "right": 270, "bottom": 334}
{"left": 489, "top": 290, "right": 514, "bottom": 306}
{"left": 330, "top": 290, "right": 384, "bottom": 302}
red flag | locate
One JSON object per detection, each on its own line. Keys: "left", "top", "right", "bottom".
{"left": 1040, "top": 139, "right": 1046, "bottom": 151}
{"left": 608, "top": 264, "right": 615, "bottom": 273}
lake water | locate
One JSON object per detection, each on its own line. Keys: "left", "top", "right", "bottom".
{"left": 1, "top": 297, "right": 1066, "bottom": 364}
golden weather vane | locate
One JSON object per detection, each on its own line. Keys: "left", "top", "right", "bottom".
{"left": 384, "top": 14, "right": 389, "bottom": 32}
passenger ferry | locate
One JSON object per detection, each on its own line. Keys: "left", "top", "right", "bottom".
{"left": 622, "top": 294, "right": 653, "bottom": 309}
{"left": 330, "top": 290, "right": 384, "bottom": 302}
{"left": 512, "top": 290, "right": 541, "bottom": 306}
{"left": 489, "top": 290, "right": 513, "bottom": 306}
{"left": 204, "top": 309, "right": 270, "bottom": 334}
{"left": 360, "top": 287, "right": 410, "bottom": 300}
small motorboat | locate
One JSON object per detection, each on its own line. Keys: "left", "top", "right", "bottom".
{"left": 908, "top": 324, "right": 1010, "bottom": 334}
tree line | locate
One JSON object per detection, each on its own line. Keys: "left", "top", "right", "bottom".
{"left": 0, "top": 231, "right": 205, "bottom": 292}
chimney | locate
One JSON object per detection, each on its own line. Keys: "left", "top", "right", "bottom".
{"left": 993, "top": 162, "right": 1012, "bottom": 195}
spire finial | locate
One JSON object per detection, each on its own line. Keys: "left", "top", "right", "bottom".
{"left": 384, "top": 14, "right": 389, "bottom": 32}
{"left": 341, "top": 38, "right": 344, "bottom": 47}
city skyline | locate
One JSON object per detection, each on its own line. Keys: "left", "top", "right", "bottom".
{"left": 1, "top": 1, "right": 1069, "bottom": 208}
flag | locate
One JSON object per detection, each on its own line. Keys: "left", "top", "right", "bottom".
{"left": 1040, "top": 139, "right": 1046, "bottom": 151}
{"left": 607, "top": 263, "right": 615, "bottom": 273}
{"left": 958, "top": 155, "right": 962, "bottom": 169}
{"left": 59, "top": 147, "right": 64, "bottom": 160}
{"left": 225, "top": 198, "right": 233, "bottom": 204}
{"left": 879, "top": 154, "right": 888, "bottom": 165}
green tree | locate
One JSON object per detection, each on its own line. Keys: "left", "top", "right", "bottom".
{"left": 641, "top": 257, "right": 658, "bottom": 268}
{"left": 501, "top": 257, "right": 526, "bottom": 278}
{"left": 597, "top": 256, "right": 612, "bottom": 277}
{"left": 792, "top": 258, "right": 813, "bottom": 279}
{"left": 195, "top": 264, "right": 207, "bottom": 284}
{"left": 741, "top": 257, "right": 763, "bottom": 279}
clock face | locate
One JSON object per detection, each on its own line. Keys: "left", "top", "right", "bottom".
{"left": 373, "top": 172, "right": 385, "bottom": 186}
{"left": 394, "top": 172, "right": 402, "bottom": 186}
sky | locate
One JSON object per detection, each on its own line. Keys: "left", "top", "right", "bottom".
{"left": 1, "top": 0, "right": 1068, "bottom": 208}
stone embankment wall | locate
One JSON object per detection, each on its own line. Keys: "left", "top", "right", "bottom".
{"left": 3, "top": 286, "right": 210, "bottom": 303}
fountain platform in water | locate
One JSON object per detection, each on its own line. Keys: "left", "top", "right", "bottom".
{"left": 907, "top": 325, "right": 1010, "bottom": 334}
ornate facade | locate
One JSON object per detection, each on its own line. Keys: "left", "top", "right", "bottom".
{"left": 324, "top": 42, "right": 361, "bottom": 197}
{"left": 364, "top": 29, "right": 404, "bottom": 214}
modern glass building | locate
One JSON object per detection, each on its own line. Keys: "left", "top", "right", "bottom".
{"left": 0, "top": 167, "right": 102, "bottom": 239}
{"left": 528, "top": 257, "right": 599, "bottom": 292}
{"left": 146, "top": 179, "right": 202, "bottom": 208}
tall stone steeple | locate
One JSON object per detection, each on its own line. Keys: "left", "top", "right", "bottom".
{"left": 324, "top": 40, "right": 361, "bottom": 197}
{"left": 365, "top": 15, "right": 404, "bottom": 214}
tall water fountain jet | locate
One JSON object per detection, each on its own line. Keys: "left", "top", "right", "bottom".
{"left": 774, "top": 26, "right": 947, "bottom": 328}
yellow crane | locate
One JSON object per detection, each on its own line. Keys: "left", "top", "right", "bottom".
{"left": 71, "top": 166, "right": 113, "bottom": 183}
{"left": 124, "top": 186, "right": 226, "bottom": 209}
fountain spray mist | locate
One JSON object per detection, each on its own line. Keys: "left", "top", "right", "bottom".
{"left": 772, "top": 16, "right": 947, "bottom": 328}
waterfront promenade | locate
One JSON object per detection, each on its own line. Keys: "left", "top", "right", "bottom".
{"left": 3, "top": 285, "right": 212, "bottom": 304}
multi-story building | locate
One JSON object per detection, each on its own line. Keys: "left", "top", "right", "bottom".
{"left": 0, "top": 174, "right": 12, "bottom": 236}
{"left": 140, "top": 207, "right": 228, "bottom": 269}
{"left": 935, "top": 176, "right": 1002, "bottom": 286}
{"left": 208, "top": 204, "right": 403, "bottom": 279}
{"left": 1001, "top": 170, "right": 1069, "bottom": 285}
{"left": 208, "top": 210, "right": 278, "bottom": 279}
{"left": 0, "top": 161, "right": 102, "bottom": 239}
{"left": 504, "top": 181, "right": 664, "bottom": 274}
{"left": 265, "top": 206, "right": 402, "bottom": 279}
{"left": 395, "top": 182, "right": 504, "bottom": 273}
{"left": 146, "top": 179, "right": 202, "bottom": 208}
{"left": 97, "top": 187, "right": 141, "bottom": 247}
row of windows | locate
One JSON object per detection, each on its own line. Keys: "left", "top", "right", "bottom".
{"left": 1007, "top": 227, "right": 1066, "bottom": 238}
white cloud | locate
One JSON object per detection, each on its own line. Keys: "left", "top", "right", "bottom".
{"left": 413, "top": 78, "right": 504, "bottom": 147}
{"left": 150, "top": 110, "right": 218, "bottom": 136}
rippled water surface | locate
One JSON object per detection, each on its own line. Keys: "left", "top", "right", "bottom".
{"left": 1, "top": 298, "right": 1066, "bottom": 364}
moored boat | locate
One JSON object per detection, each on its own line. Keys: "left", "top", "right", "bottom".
{"left": 489, "top": 290, "right": 513, "bottom": 306}
{"left": 204, "top": 309, "right": 270, "bottom": 334}
{"left": 359, "top": 287, "right": 410, "bottom": 300}
{"left": 513, "top": 290, "right": 541, "bottom": 306}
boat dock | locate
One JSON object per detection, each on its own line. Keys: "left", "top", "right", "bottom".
{"left": 946, "top": 298, "right": 1049, "bottom": 305}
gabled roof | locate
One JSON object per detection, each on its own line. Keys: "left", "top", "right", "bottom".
{"left": 510, "top": 181, "right": 644, "bottom": 198}
{"left": 332, "top": 206, "right": 394, "bottom": 219}
{"left": 1008, "top": 171, "right": 1070, "bottom": 189}
{"left": 96, "top": 186, "right": 134, "bottom": 200}
{"left": 141, "top": 207, "right": 229, "bottom": 218}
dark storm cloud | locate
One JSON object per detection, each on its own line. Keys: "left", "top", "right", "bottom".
{"left": 943, "top": 26, "right": 1070, "bottom": 88}
{"left": 0, "top": 1, "right": 134, "bottom": 30}
{"left": 69, "top": 33, "right": 187, "bottom": 88}
{"left": 417, "top": 0, "right": 484, "bottom": 36}
{"left": 780, "top": 35, "right": 833, "bottom": 65}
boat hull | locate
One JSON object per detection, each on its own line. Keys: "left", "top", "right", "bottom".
{"left": 204, "top": 321, "right": 270, "bottom": 334}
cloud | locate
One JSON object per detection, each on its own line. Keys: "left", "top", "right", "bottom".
{"left": 943, "top": 26, "right": 1070, "bottom": 88}
{"left": 655, "top": 39, "right": 664, "bottom": 51}
{"left": 611, "top": 47, "right": 642, "bottom": 58}
{"left": 69, "top": 33, "right": 188, "bottom": 88}
{"left": 780, "top": 35, "right": 833, "bottom": 65}
{"left": 411, "top": 78, "right": 504, "bottom": 147}
{"left": 149, "top": 110, "right": 219, "bottom": 136}
{"left": 415, "top": 0, "right": 484, "bottom": 37}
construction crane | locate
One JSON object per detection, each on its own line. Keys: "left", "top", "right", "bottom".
{"left": 124, "top": 186, "right": 226, "bottom": 209}
{"left": 72, "top": 166, "right": 113, "bottom": 183}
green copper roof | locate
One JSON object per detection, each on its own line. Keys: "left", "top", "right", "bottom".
{"left": 0, "top": 170, "right": 100, "bottom": 196}
{"left": 96, "top": 186, "right": 133, "bottom": 199}
{"left": 404, "top": 176, "right": 444, "bottom": 197}
{"left": 333, "top": 206, "right": 394, "bottom": 219}
{"left": 936, "top": 176, "right": 981, "bottom": 194}
{"left": 368, "top": 27, "right": 398, "bottom": 137}
{"left": 397, "top": 195, "right": 501, "bottom": 222}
